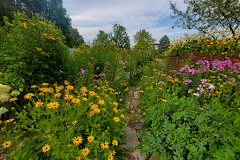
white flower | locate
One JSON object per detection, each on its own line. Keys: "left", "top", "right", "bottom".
{"left": 0, "top": 94, "right": 10, "bottom": 103}
{"left": 0, "top": 107, "right": 9, "bottom": 116}
{"left": 0, "top": 84, "right": 11, "bottom": 94}
{"left": 10, "top": 90, "right": 21, "bottom": 97}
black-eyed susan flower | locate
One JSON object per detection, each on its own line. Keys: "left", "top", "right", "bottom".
{"left": 73, "top": 136, "right": 83, "bottom": 146}
{"left": 89, "top": 111, "right": 95, "bottom": 117}
{"left": 87, "top": 135, "right": 94, "bottom": 142}
{"left": 72, "top": 121, "right": 77, "bottom": 125}
{"left": 9, "top": 97, "right": 17, "bottom": 102}
{"left": 42, "top": 144, "right": 50, "bottom": 153}
{"left": 113, "top": 117, "right": 120, "bottom": 122}
{"left": 76, "top": 156, "right": 81, "bottom": 160}
{"left": 72, "top": 98, "right": 80, "bottom": 103}
{"left": 34, "top": 102, "right": 43, "bottom": 108}
{"left": 2, "top": 141, "right": 11, "bottom": 148}
{"left": 161, "top": 99, "right": 167, "bottom": 102}
{"left": 98, "top": 99, "right": 105, "bottom": 105}
{"left": 41, "top": 83, "right": 49, "bottom": 86}
{"left": 24, "top": 93, "right": 34, "bottom": 99}
{"left": 54, "top": 93, "right": 62, "bottom": 97}
{"left": 120, "top": 114, "right": 124, "bottom": 118}
{"left": 82, "top": 147, "right": 90, "bottom": 156}
{"left": 100, "top": 141, "right": 109, "bottom": 149}
{"left": 5, "top": 118, "right": 14, "bottom": 123}
{"left": 112, "top": 140, "right": 118, "bottom": 146}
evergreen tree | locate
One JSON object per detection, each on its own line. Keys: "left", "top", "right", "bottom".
{"left": 159, "top": 35, "right": 170, "bottom": 53}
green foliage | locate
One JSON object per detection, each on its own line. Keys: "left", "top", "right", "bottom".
{"left": 170, "top": 0, "right": 240, "bottom": 39}
{"left": 109, "top": 24, "right": 130, "bottom": 49}
{"left": 0, "top": 12, "right": 73, "bottom": 87}
{"left": 133, "top": 29, "right": 155, "bottom": 50}
{"left": 138, "top": 96, "right": 240, "bottom": 159}
{"left": 1, "top": 82, "right": 126, "bottom": 159}
{"left": 93, "top": 30, "right": 110, "bottom": 45}
{"left": 159, "top": 35, "right": 170, "bottom": 53}
{"left": 68, "top": 27, "right": 84, "bottom": 48}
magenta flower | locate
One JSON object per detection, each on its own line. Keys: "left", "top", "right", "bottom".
{"left": 81, "top": 69, "right": 85, "bottom": 74}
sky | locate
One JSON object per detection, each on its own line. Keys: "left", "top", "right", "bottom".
{"left": 62, "top": 0, "right": 198, "bottom": 47}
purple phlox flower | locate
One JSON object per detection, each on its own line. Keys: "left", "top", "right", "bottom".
{"left": 88, "top": 62, "right": 92, "bottom": 66}
{"left": 229, "top": 78, "right": 236, "bottom": 84}
{"left": 200, "top": 79, "right": 207, "bottom": 84}
{"left": 94, "top": 85, "right": 98, "bottom": 88}
{"left": 125, "top": 61, "right": 128, "bottom": 64}
{"left": 99, "top": 73, "right": 106, "bottom": 77}
{"left": 96, "top": 67, "right": 100, "bottom": 70}
{"left": 105, "top": 61, "right": 110, "bottom": 65}
{"left": 193, "top": 92, "right": 200, "bottom": 96}
{"left": 119, "top": 60, "right": 123, "bottom": 64}
{"left": 123, "top": 65, "right": 127, "bottom": 68}
{"left": 81, "top": 69, "right": 85, "bottom": 74}
{"left": 153, "top": 69, "right": 157, "bottom": 72}
{"left": 59, "top": 70, "right": 63, "bottom": 72}
{"left": 169, "top": 77, "right": 175, "bottom": 81}
{"left": 184, "top": 79, "right": 192, "bottom": 83}
{"left": 156, "top": 81, "right": 165, "bottom": 85}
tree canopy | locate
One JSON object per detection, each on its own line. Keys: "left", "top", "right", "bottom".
{"left": 170, "top": 0, "right": 240, "bottom": 38}
{"left": 133, "top": 29, "right": 155, "bottom": 50}
{"left": 159, "top": 35, "right": 170, "bottom": 53}
{"left": 0, "top": 0, "right": 84, "bottom": 47}
{"left": 109, "top": 24, "right": 130, "bottom": 49}
{"left": 93, "top": 30, "right": 110, "bottom": 44}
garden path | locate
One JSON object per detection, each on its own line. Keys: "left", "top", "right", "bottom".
{"left": 122, "top": 85, "right": 161, "bottom": 160}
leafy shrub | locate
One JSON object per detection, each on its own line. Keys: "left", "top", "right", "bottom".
{"left": 138, "top": 96, "right": 240, "bottom": 160}
{"left": 1, "top": 81, "right": 126, "bottom": 159}
{"left": 0, "top": 12, "right": 73, "bottom": 87}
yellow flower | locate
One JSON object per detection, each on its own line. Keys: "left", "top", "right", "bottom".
{"left": 5, "top": 118, "right": 14, "bottom": 123}
{"left": 72, "top": 121, "right": 77, "bottom": 125}
{"left": 42, "top": 83, "right": 49, "bottom": 86}
{"left": 54, "top": 93, "right": 62, "bottom": 97}
{"left": 64, "top": 80, "right": 69, "bottom": 85}
{"left": 42, "top": 144, "right": 50, "bottom": 153}
{"left": 113, "top": 117, "right": 120, "bottom": 122}
{"left": 82, "top": 147, "right": 90, "bottom": 157}
{"left": 112, "top": 140, "right": 118, "bottom": 146}
{"left": 67, "top": 85, "right": 74, "bottom": 90}
{"left": 64, "top": 94, "right": 73, "bottom": 100}
{"left": 113, "top": 102, "right": 118, "bottom": 107}
{"left": 2, "top": 141, "right": 11, "bottom": 148}
{"left": 100, "top": 141, "right": 109, "bottom": 149}
{"left": 76, "top": 156, "right": 81, "bottom": 160}
{"left": 161, "top": 99, "right": 167, "bottom": 103}
{"left": 35, "top": 102, "right": 43, "bottom": 108}
{"left": 120, "top": 114, "right": 125, "bottom": 118}
{"left": 31, "top": 85, "right": 38, "bottom": 88}
{"left": 139, "top": 90, "right": 144, "bottom": 93}
{"left": 98, "top": 99, "right": 105, "bottom": 105}
{"left": 81, "top": 87, "right": 88, "bottom": 93}
{"left": 67, "top": 144, "right": 72, "bottom": 147}
{"left": 94, "top": 108, "right": 101, "bottom": 113}
{"left": 113, "top": 107, "right": 118, "bottom": 113}
{"left": 82, "top": 97, "right": 88, "bottom": 101}
{"left": 72, "top": 98, "right": 80, "bottom": 103}
{"left": 73, "top": 136, "right": 83, "bottom": 146}
{"left": 87, "top": 135, "right": 94, "bottom": 142}
{"left": 55, "top": 85, "right": 64, "bottom": 92}
{"left": 39, "top": 87, "right": 48, "bottom": 92}
{"left": 89, "top": 111, "right": 95, "bottom": 116}
{"left": 89, "top": 91, "right": 96, "bottom": 96}
{"left": 24, "top": 93, "right": 34, "bottom": 99}
{"left": 9, "top": 97, "right": 18, "bottom": 102}
{"left": 47, "top": 102, "right": 59, "bottom": 109}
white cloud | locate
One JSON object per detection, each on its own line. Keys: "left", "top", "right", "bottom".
{"left": 62, "top": 0, "right": 198, "bottom": 46}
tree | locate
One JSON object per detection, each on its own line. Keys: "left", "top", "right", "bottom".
{"left": 159, "top": 35, "right": 170, "bottom": 54}
{"left": 93, "top": 30, "right": 110, "bottom": 44}
{"left": 109, "top": 24, "right": 130, "bottom": 49}
{"left": 68, "top": 27, "right": 84, "bottom": 48}
{"left": 170, "top": 0, "right": 240, "bottom": 38}
{"left": 133, "top": 29, "right": 155, "bottom": 50}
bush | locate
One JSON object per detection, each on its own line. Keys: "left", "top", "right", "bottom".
{"left": 0, "top": 12, "right": 73, "bottom": 88}
{"left": 138, "top": 96, "right": 240, "bottom": 159}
